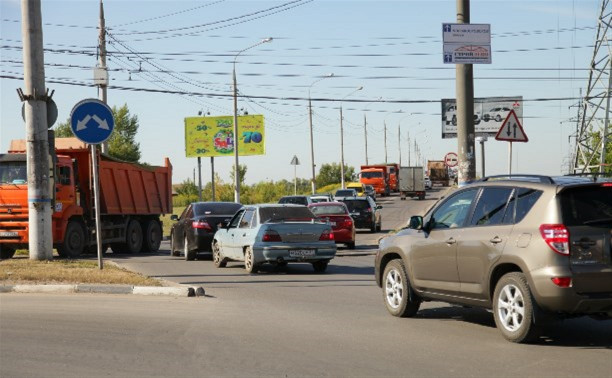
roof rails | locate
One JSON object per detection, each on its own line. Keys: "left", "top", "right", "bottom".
{"left": 479, "top": 175, "right": 555, "bottom": 184}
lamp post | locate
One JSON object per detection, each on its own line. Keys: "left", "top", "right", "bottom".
{"left": 308, "top": 73, "right": 334, "bottom": 194}
{"left": 339, "top": 86, "right": 363, "bottom": 189}
{"left": 232, "top": 37, "right": 273, "bottom": 203}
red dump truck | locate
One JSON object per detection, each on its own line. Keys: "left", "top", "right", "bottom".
{"left": 386, "top": 163, "right": 399, "bottom": 192}
{"left": 0, "top": 137, "right": 172, "bottom": 259}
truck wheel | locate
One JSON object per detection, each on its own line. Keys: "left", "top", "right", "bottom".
{"left": 0, "top": 246, "right": 16, "bottom": 260}
{"left": 110, "top": 243, "right": 126, "bottom": 254}
{"left": 125, "top": 220, "right": 143, "bottom": 253}
{"left": 141, "top": 220, "right": 162, "bottom": 252}
{"left": 57, "top": 221, "right": 85, "bottom": 258}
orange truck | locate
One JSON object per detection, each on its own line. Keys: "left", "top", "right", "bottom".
{"left": 0, "top": 137, "right": 172, "bottom": 259}
{"left": 359, "top": 165, "right": 390, "bottom": 196}
{"left": 386, "top": 163, "right": 399, "bottom": 192}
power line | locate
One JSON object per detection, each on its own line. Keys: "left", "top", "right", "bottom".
{"left": 111, "top": 0, "right": 226, "bottom": 28}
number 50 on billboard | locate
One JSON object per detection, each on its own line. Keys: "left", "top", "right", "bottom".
{"left": 184, "top": 115, "right": 265, "bottom": 157}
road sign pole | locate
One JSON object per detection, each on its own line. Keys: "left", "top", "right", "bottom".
{"left": 480, "top": 138, "right": 486, "bottom": 177}
{"left": 508, "top": 141, "right": 513, "bottom": 175}
{"left": 91, "top": 145, "right": 103, "bottom": 269}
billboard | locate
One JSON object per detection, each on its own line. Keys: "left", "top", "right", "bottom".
{"left": 442, "top": 23, "right": 492, "bottom": 64}
{"left": 184, "top": 115, "right": 265, "bottom": 157}
{"left": 441, "top": 96, "right": 523, "bottom": 139}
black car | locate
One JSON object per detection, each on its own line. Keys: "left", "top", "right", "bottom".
{"left": 278, "top": 195, "right": 312, "bottom": 206}
{"left": 170, "top": 202, "right": 243, "bottom": 260}
{"left": 340, "top": 197, "right": 382, "bottom": 233}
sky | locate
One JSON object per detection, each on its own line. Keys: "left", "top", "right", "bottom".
{"left": 0, "top": 0, "right": 603, "bottom": 185}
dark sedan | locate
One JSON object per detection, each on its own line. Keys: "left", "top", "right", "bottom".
{"left": 170, "top": 202, "right": 243, "bottom": 260}
{"left": 340, "top": 197, "right": 382, "bottom": 233}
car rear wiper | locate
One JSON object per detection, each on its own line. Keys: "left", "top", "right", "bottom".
{"left": 583, "top": 217, "right": 612, "bottom": 225}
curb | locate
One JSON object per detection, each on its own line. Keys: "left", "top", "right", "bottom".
{"left": 336, "top": 251, "right": 377, "bottom": 257}
{"left": 0, "top": 284, "right": 202, "bottom": 297}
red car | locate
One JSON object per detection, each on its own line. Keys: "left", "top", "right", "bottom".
{"left": 308, "top": 202, "right": 356, "bottom": 249}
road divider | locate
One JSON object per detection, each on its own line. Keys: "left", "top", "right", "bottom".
{"left": 0, "top": 284, "right": 201, "bottom": 297}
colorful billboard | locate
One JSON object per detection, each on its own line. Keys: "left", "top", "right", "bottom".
{"left": 184, "top": 115, "right": 265, "bottom": 157}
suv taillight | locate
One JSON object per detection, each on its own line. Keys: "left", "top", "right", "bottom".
{"left": 319, "top": 229, "right": 334, "bottom": 241}
{"left": 192, "top": 220, "right": 212, "bottom": 231}
{"left": 262, "top": 230, "right": 282, "bottom": 242}
{"left": 539, "top": 224, "right": 569, "bottom": 256}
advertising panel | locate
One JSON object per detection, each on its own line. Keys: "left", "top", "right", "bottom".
{"left": 442, "top": 23, "right": 492, "bottom": 64}
{"left": 184, "top": 115, "right": 265, "bottom": 157}
{"left": 441, "top": 96, "right": 523, "bottom": 139}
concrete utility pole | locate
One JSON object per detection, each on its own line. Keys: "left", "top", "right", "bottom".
{"left": 210, "top": 157, "right": 216, "bottom": 201}
{"left": 308, "top": 73, "right": 333, "bottom": 194}
{"left": 197, "top": 157, "right": 202, "bottom": 201}
{"left": 384, "top": 122, "right": 388, "bottom": 164}
{"left": 20, "top": 0, "right": 52, "bottom": 260}
{"left": 364, "top": 113, "right": 369, "bottom": 165}
{"left": 340, "top": 106, "right": 346, "bottom": 189}
{"left": 98, "top": 0, "right": 109, "bottom": 154}
{"left": 456, "top": 0, "right": 476, "bottom": 184}
{"left": 398, "top": 124, "right": 401, "bottom": 166}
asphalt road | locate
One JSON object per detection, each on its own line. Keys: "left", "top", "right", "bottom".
{"left": 2, "top": 190, "right": 611, "bottom": 377}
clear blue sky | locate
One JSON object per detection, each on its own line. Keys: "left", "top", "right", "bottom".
{"left": 0, "top": 0, "right": 600, "bottom": 184}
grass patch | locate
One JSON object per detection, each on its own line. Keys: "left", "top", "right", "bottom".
{"left": 161, "top": 206, "right": 185, "bottom": 237}
{"left": 0, "top": 258, "right": 162, "bottom": 286}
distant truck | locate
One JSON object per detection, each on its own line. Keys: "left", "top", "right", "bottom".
{"left": 386, "top": 163, "right": 399, "bottom": 192}
{"left": 359, "top": 165, "right": 390, "bottom": 196}
{"left": 398, "top": 166, "right": 425, "bottom": 200}
{"left": 427, "top": 160, "right": 449, "bottom": 187}
{"left": 0, "top": 137, "right": 172, "bottom": 259}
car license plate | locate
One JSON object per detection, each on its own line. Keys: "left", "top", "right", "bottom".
{"left": 289, "top": 249, "right": 315, "bottom": 257}
{"left": 0, "top": 231, "right": 18, "bottom": 238}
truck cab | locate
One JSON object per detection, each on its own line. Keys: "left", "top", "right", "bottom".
{"left": 359, "top": 168, "right": 389, "bottom": 196}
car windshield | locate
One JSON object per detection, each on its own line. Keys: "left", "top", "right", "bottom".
{"left": 193, "top": 203, "right": 242, "bottom": 216}
{"left": 560, "top": 186, "right": 612, "bottom": 226}
{"left": 0, "top": 161, "right": 27, "bottom": 184}
{"left": 310, "top": 205, "right": 347, "bottom": 216}
{"left": 342, "top": 200, "right": 370, "bottom": 211}
{"left": 279, "top": 196, "right": 308, "bottom": 205}
{"left": 335, "top": 190, "right": 355, "bottom": 196}
{"left": 259, "top": 206, "right": 315, "bottom": 223}
{"left": 361, "top": 171, "right": 382, "bottom": 179}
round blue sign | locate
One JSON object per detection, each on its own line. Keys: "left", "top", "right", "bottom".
{"left": 70, "top": 99, "right": 114, "bottom": 144}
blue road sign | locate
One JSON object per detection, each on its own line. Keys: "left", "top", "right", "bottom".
{"left": 70, "top": 99, "right": 114, "bottom": 144}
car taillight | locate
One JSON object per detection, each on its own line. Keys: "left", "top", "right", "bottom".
{"left": 319, "top": 229, "right": 334, "bottom": 241}
{"left": 602, "top": 183, "right": 612, "bottom": 187}
{"left": 539, "top": 224, "right": 569, "bottom": 256}
{"left": 192, "top": 220, "right": 212, "bottom": 231}
{"left": 343, "top": 218, "right": 353, "bottom": 227}
{"left": 262, "top": 230, "right": 282, "bottom": 242}
{"left": 551, "top": 277, "right": 572, "bottom": 288}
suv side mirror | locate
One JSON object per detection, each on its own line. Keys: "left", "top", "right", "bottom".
{"left": 170, "top": 214, "right": 179, "bottom": 221}
{"left": 408, "top": 215, "right": 423, "bottom": 230}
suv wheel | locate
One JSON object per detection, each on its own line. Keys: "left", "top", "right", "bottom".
{"left": 493, "top": 272, "right": 541, "bottom": 343}
{"left": 382, "top": 259, "right": 420, "bottom": 317}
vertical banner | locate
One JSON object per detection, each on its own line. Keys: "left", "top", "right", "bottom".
{"left": 184, "top": 115, "right": 265, "bottom": 157}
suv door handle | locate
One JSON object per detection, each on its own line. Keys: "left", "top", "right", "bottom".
{"left": 489, "top": 236, "right": 503, "bottom": 244}
{"left": 446, "top": 237, "right": 456, "bottom": 245}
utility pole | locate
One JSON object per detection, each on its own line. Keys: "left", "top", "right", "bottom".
{"left": 20, "top": 0, "right": 52, "bottom": 260}
{"left": 340, "top": 106, "right": 346, "bottom": 189}
{"left": 197, "top": 157, "right": 202, "bottom": 202}
{"left": 364, "top": 113, "right": 369, "bottom": 165}
{"left": 98, "top": 0, "right": 109, "bottom": 154}
{"left": 210, "top": 157, "right": 216, "bottom": 201}
{"left": 308, "top": 97, "right": 316, "bottom": 194}
{"left": 407, "top": 134, "right": 411, "bottom": 166}
{"left": 456, "top": 0, "right": 476, "bottom": 184}
{"left": 398, "top": 124, "right": 401, "bottom": 166}
{"left": 384, "top": 122, "right": 388, "bottom": 164}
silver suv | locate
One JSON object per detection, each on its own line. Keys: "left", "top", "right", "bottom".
{"left": 375, "top": 175, "right": 612, "bottom": 343}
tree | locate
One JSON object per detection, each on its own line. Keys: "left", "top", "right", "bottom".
{"left": 316, "top": 163, "right": 355, "bottom": 187}
{"left": 53, "top": 104, "right": 141, "bottom": 163}
{"left": 229, "top": 164, "right": 248, "bottom": 186}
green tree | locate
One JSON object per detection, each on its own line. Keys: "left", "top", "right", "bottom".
{"left": 316, "top": 163, "right": 355, "bottom": 187}
{"left": 229, "top": 164, "right": 248, "bottom": 186}
{"left": 53, "top": 103, "right": 141, "bottom": 163}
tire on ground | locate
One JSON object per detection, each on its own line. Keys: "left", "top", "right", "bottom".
{"left": 382, "top": 259, "right": 420, "bottom": 317}
{"left": 212, "top": 241, "right": 226, "bottom": 268}
{"left": 125, "top": 219, "right": 143, "bottom": 254}
{"left": 492, "top": 272, "right": 541, "bottom": 343}
{"left": 244, "top": 246, "right": 258, "bottom": 273}
{"left": 141, "top": 219, "right": 162, "bottom": 252}
{"left": 184, "top": 235, "right": 195, "bottom": 261}
{"left": 170, "top": 233, "right": 180, "bottom": 257}
{"left": 0, "top": 246, "right": 16, "bottom": 260}
{"left": 57, "top": 221, "right": 86, "bottom": 258}
{"left": 312, "top": 260, "right": 329, "bottom": 273}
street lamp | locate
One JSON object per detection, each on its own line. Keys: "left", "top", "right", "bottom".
{"left": 308, "top": 73, "right": 334, "bottom": 194}
{"left": 339, "top": 86, "right": 363, "bottom": 189}
{"left": 362, "top": 97, "right": 382, "bottom": 165}
{"left": 232, "top": 37, "right": 273, "bottom": 203}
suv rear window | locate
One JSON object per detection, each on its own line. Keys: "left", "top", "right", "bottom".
{"left": 342, "top": 199, "right": 370, "bottom": 212}
{"left": 560, "top": 186, "right": 612, "bottom": 226}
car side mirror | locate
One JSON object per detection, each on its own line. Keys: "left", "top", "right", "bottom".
{"left": 170, "top": 214, "right": 178, "bottom": 221}
{"left": 376, "top": 205, "right": 383, "bottom": 210}
{"left": 408, "top": 215, "right": 423, "bottom": 230}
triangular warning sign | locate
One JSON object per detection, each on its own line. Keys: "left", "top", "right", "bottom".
{"left": 495, "top": 110, "right": 528, "bottom": 142}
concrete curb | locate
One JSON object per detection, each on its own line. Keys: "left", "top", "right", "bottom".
{"left": 0, "top": 284, "right": 202, "bottom": 297}
{"left": 336, "top": 251, "right": 377, "bottom": 257}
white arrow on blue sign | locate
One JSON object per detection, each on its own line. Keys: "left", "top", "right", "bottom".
{"left": 70, "top": 99, "right": 114, "bottom": 144}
